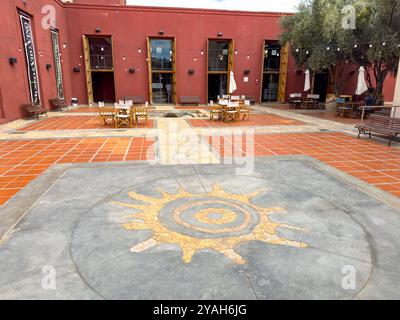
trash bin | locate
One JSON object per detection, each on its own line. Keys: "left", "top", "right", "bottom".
{"left": 71, "top": 98, "right": 78, "bottom": 107}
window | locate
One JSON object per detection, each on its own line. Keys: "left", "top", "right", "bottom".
{"left": 150, "top": 39, "right": 173, "bottom": 71}
{"left": 89, "top": 36, "right": 113, "bottom": 70}
{"left": 208, "top": 40, "right": 229, "bottom": 72}
{"left": 263, "top": 41, "right": 281, "bottom": 72}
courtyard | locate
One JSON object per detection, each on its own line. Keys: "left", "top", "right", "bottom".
{"left": 1, "top": 0, "right": 400, "bottom": 303}
{"left": 0, "top": 105, "right": 400, "bottom": 299}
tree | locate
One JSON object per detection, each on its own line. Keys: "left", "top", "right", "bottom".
{"left": 280, "top": 0, "right": 400, "bottom": 99}
{"left": 352, "top": 0, "right": 400, "bottom": 100}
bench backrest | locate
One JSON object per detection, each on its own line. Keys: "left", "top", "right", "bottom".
{"left": 23, "top": 102, "right": 42, "bottom": 112}
{"left": 368, "top": 114, "right": 400, "bottom": 132}
{"left": 181, "top": 96, "right": 200, "bottom": 103}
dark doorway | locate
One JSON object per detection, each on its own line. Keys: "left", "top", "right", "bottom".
{"left": 208, "top": 74, "right": 227, "bottom": 102}
{"left": 262, "top": 73, "right": 279, "bottom": 102}
{"left": 313, "top": 73, "right": 329, "bottom": 102}
{"left": 92, "top": 72, "right": 115, "bottom": 103}
{"left": 152, "top": 73, "right": 173, "bottom": 104}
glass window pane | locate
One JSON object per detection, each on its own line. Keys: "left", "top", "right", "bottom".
{"left": 264, "top": 41, "right": 281, "bottom": 72}
{"left": 208, "top": 40, "right": 229, "bottom": 71}
{"left": 150, "top": 39, "right": 173, "bottom": 71}
{"left": 89, "top": 36, "right": 113, "bottom": 70}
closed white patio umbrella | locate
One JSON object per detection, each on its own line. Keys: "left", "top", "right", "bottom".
{"left": 229, "top": 71, "right": 237, "bottom": 94}
{"left": 304, "top": 69, "right": 311, "bottom": 92}
{"left": 355, "top": 66, "right": 368, "bottom": 96}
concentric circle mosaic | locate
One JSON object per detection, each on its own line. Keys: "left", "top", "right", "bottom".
{"left": 111, "top": 185, "right": 307, "bottom": 265}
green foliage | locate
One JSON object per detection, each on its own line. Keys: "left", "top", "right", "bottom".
{"left": 280, "top": 0, "right": 400, "bottom": 98}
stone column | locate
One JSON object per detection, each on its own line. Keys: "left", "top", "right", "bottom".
{"left": 392, "top": 57, "right": 400, "bottom": 117}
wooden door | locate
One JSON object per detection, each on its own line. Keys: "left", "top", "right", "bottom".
{"left": 278, "top": 43, "right": 289, "bottom": 103}
{"left": 82, "top": 35, "right": 93, "bottom": 105}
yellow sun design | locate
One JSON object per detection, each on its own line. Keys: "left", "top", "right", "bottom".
{"left": 111, "top": 185, "right": 307, "bottom": 265}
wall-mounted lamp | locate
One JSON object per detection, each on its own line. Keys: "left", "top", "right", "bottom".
{"left": 188, "top": 69, "right": 195, "bottom": 75}
{"left": 244, "top": 70, "right": 250, "bottom": 76}
{"left": 159, "top": 30, "right": 165, "bottom": 35}
{"left": 95, "top": 28, "right": 101, "bottom": 33}
{"left": 9, "top": 57, "right": 17, "bottom": 65}
{"left": 46, "top": 64, "right": 52, "bottom": 70}
{"left": 217, "top": 32, "right": 223, "bottom": 37}
{"left": 73, "top": 67, "right": 81, "bottom": 73}
{"left": 128, "top": 68, "right": 136, "bottom": 74}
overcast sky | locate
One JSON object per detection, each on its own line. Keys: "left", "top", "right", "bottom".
{"left": 126, "top": 0, "right": 301, "bottom": 13}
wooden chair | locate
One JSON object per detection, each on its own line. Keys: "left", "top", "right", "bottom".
{"left": 304, "top": 94, "right": 320, "bottom": 109}
{"left": 119, "top": 100, "right": 133, "bottom": 107}
{"left": 289, "top": 93, "right": 302, "bottom": 109}
{"left": 240, "top": 100, "right": 251, "bottom": 121}
{"left": 23, "top": 102, "right": 48, "bottom": 120}
{"left": 223, "top": 101, "right": 240, "bottom": 122}
{"left": 49, "top": 98, "right": 69, "bottom": 112}
{"left": 99, "top": 107, "right": 115, "bottom": 126}
{"left": 210, "top": 102, "right": 223, "bottom": 121}
{"left": 114, "top": 104, "right": 133, "bottom": 128}
{"left": 336, "top": 98, "right": 352, "bottom": 117}
{"left": 133, "top": 105, "right": 149, "bottom": 126}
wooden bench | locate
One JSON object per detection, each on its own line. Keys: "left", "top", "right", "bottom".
{"left": 355, "top": 114, "right": 400, "bottom": 146}
{"left": 123, "top": 96, "right": 144, "bottom": 105}
{"left": 22, "top": 103, "right": 48, "bottom": 120}
{"left": 49, "top": 98, "right": 68, "bottom": 111}
{"left": 180, "top": 96, "right": 200, "bottom": 106}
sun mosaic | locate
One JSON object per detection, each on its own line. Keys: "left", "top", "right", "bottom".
{"left": 111, "top": 185, "right": 308, "bottom": 265}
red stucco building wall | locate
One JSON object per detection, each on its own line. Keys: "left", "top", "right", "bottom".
{"left": 0, "top": 0, "right": 396, "bottom": 124}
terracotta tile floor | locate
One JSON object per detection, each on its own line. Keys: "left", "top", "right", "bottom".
{"left": 19, "top": 116, "right": 155, "bottom": 131}
{"left": 188, "top": 114, "right": 304, "bottom": 127}
{"left": 0, "top": 137, "right": 155, "bottom": 206}
{"left": 205, "top": 132, "right": 400, "bottom": 198}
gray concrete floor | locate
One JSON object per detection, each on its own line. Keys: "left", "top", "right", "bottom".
{"left": 0, "top": 156, "right": 400, "bottom": 300}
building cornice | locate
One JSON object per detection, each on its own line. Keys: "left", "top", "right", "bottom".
{"left": 63, "top": 3, "right": 293, "bottom": 18}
